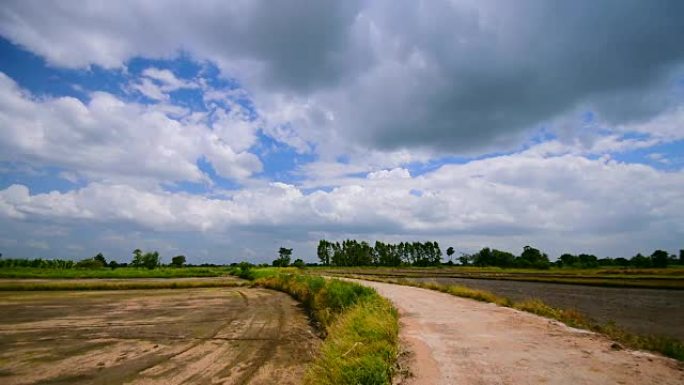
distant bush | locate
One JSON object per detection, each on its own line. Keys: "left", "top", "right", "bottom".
{"left": 293, "top": 258, "right": 306, "bottom": 269}
{"left": 74, "top": 258, "right": 104, "bottom": 269}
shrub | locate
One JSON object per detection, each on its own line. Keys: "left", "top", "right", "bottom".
{"left": 74, "top": 258, "right": 104, "bottom": 269}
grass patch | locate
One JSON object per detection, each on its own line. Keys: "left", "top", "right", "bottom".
{"left": 0, "top": 278, "right": 244, "bottom": 291}
{"left": 0, "top": 267, "right": 231, "bottom": 279}
{"left": 235, "top": 270, "right": 399, "bottom": 385}
{"left": 340, "top": 274, "right": 684, "bottom": 361}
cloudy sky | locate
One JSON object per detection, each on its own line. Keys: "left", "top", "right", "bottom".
{"left": 1, "top": 1, "right": 683, "bottom": 263}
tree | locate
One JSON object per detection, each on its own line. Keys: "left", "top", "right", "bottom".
{"left": 277, "top": 247, "right": 292, "bottom": 267}
{"left": 317, "top": 240, "right": 331, "bottom": 265}
{"left": 132, "top": 249, "right": 143, "bottom": 266}
{"left": 578, "top": 254, "right": 598, "bottom": 268}
{"left": 630, "top": 253, "right": 651, "bottom": 268}
{"left": 516, "top": 246, "right": 550, "bottom": 269}
{"left": 293, "top": 258, "right": 305, "bottom": 269}
{"left": 614, "top": 257, "right": 629, "bottom": 266}
{"left": 446, "top": 247, "right": 455, "bottom": 263}
{"left": 93, "top": 253, "right": 107, "bottom": 266}
{"left": 558, "top": 253, "right": 578, "bottom": 268}
{"left": 680, "top": 250, "right": 684, "bottom": 265}
{"left": 651, "top": 250, "right": 669, "bottom": 268}
{"left": 171, "top": 255, "right": 186, "bottom": 267}
{"left": 108, "top": 260, "right": 120, "bottom": 269}
{"left": 131, "top": 249, "right": 160, "bottom": 269}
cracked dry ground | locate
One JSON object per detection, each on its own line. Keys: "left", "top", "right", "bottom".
{"left": 0, "top": 287, "right": 320, "bottom": 385}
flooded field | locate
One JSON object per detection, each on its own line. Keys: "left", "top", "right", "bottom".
{"left": 0, "top": 287, "right": 320, "bottom": 385}
{"left": 413, "top": 277, "right": 684, "bottom": 341}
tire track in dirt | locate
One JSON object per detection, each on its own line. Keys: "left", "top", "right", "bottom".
{"left": 347, "top": 278, "right": 684, "bottom": 385}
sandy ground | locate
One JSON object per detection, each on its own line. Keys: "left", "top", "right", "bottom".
{"left": 347, "top": 279, "right": 684, "bottom": 385}
{"left": 0, "top": 287, "right": 320, "bottom": 385}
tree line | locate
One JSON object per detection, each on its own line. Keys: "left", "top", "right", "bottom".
{"left": 460, "top": 248, "right": 684, "bottom": 269}
{"left": 317, "top": 240, "right": 443, "bottom": 267}
{"left": 0, "top": 250, "right": 187, "bottom": 270}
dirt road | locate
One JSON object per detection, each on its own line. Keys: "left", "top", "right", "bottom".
{"left": 0, "top": 287, "right": 320, "bottom": 385}
{"left": 348, "top": 279, "right": 683, "bottom": 385}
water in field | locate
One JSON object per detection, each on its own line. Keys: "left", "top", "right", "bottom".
{"left": 412, "top": 277, "right": 684, "bottom": 341}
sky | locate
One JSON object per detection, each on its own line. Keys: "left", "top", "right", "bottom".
{"left": 0, "top": 0, "right": 683, "bottom": 264}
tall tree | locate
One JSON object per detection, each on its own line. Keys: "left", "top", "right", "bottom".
{"left": 277, "top": 247, "right": 292, "bottom": 267}
{"left": 446, "top": 247, "right": 455, "bottom": 263}
{"left": 171, "top": 255, "right": 186, "bottom": 267}
{"left": 317, "top": 240, "right": 331, "bottom": 265}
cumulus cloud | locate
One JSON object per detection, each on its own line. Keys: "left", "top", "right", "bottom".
{"left": 1, "top": 1, "right": 683, "bottom": 261}
{"left": 2, "top": 0, "right": 683, "bottom": 154}
{"left": 0, "top": 72, "right": 261, "bottom": 183}
{"left": 2, "top": 153, "right": 682, "bottom": 258}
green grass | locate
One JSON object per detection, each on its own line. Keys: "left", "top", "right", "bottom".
{"left": 317, "top": 266, "right": 684, "bottom": 289}
{"left": 0, "top": 278, "right": 245, "bottom": 291}
{"left": 340, "top": 274, "right": 684, "bottom": 361}
{"left": 0, "top": 267, "right": 231, "bottom": 279}
{"left": 235, "top": 269, "right": 399, "bottom": 385}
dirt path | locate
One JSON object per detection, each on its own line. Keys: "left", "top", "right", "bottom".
{"left": 347, "top": 279, "right": 684, "bottom": 385}
{"left": 0, "top": 287, "right": 320, "bottom": 385}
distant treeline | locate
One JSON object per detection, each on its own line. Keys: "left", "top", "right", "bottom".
{"left": 459, "top": 248, "right": 684, "bottom": 269}
{"left": 316, "top": 240, "right": 684, "bottom": 269}
{"left": 0, "top": 250, "right": 187, "bottom": 270}
{"left": 317, "top": 240, "right": 443, "bottom": 267}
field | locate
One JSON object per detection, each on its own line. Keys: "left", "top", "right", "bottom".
{"left": 318, "top": 265, "right": 684, "bottom": 289}
{"left": 411, "top": 276, "right": 684, "bottom": 340}
{"left": 0, "top": 284, "right": 320, "bottom": 385}
{"left": 0, "top": 267, "right": 232, "bottom": 279}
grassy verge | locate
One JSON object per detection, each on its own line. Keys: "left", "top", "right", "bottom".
{"left": 0, "top": 267, "right": 231, "bottom": 279}
{"left": 234, "top": 268, "right": 399, "bottom": 385}
{"left": 0, "top": 278, "right": 244, "bottom": 291}
{"left": 341, "top": 274, "right": 684, "bottom": 361}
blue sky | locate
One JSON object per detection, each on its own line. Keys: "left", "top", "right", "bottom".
{"left": 0, "top": 1, "right": 683, "bottom": 263}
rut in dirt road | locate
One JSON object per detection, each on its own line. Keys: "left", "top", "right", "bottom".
{"left": 348, "top": 279, "right": 684, "bottom": 385}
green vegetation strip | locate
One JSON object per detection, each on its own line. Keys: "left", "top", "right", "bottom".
{"left": 339, "top": 274, "right": 684, "bottom": 361}
{"left": 236, "top": 268, "right": 399, "bottom": 385}
{"left": 0, "top": 279, "right": 244, "bottom": 291}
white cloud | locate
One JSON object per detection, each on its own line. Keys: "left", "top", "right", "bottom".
{"left": 131, "top": 78, "right": 168, "bottom": 101}
{"left": 0, "top": 72, "right": 261, "bottom": 184}
{"left": 367, "top": 168, "right": 411, "bottom": 180}
{"left": 2, "top": 153, "right": 682, "bottom": 258}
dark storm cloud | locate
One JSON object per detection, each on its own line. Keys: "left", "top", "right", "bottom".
{"left": 1, "top": 0, "right": 683, "bottom": 153}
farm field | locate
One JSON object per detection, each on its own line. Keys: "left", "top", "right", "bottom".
{"left": 318, "top": 266, "right": 684, "bottom": 289}
{"left": 411, "top": 276, "right": 684, "bottom": 341}
{"left": 0, "top": 285, "right": 320, "bottom": 385}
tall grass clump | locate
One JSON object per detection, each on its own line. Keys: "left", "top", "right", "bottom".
{"left": 241, "top": 271, "right": 399, "bottom": 385}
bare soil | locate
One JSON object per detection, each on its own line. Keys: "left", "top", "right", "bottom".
{"left": 0, "top": 287, "right": 320, "bottom": 385}
{"left": 349, "top": 279, "right": 684, "bottom": 385}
